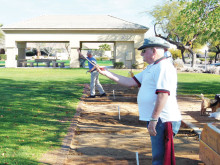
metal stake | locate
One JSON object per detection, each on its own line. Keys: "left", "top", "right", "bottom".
{"left": 113, "top": 90, "right": 115, "bottom": 99}
{"left": 136, "top": 152, "right": 139, "bottom": 165}
{"left": 118, "top": 106, "right": 120, "bottom": 120}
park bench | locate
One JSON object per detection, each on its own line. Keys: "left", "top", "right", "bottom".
{"left": 35, "top": 59, "right": 57, "bottom": 67}
{"left": 52, "top": 61, "right": 65, "bottom": 68}
{"left": 20, "top": 61, "right": 35, "bottom": 67}
{"left": 19, "top": 59, "right": 64, "bottom": 68}
{"left": 18, "top": 59, "right": 27, "bottom": 67}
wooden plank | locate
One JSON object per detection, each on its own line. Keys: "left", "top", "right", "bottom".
{"left": 199, "top": 140, "right": 220, "bottom": 165}
{"left": 200, "top": 123, "right": 220, "bottom": 154}
{"left": 181, "top": 120, "right": 202, "bottom": 135}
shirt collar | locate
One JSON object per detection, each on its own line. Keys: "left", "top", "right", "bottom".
{"left": 154, "top": 56, "right": 166, "bottom": 65}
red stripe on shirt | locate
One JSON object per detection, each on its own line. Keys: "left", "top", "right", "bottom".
{"left": 156, "top": 89, "right": 170, "bottom": 95}
{"left": 132, "top": 76, "right": 141, "bottom": 87}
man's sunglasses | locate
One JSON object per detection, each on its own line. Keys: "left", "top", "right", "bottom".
{"left": 141, "top": 49, "right": 147, "bottom": 53}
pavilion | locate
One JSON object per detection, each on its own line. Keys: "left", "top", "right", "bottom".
{"left": 2, "top": 15, "right": 148, "bottom": 68}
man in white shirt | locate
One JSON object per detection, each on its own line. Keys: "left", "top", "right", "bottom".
{"left": 95, "top": 37, "right": 181, "bottom": 165}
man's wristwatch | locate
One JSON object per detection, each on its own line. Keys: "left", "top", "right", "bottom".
{"left": 150, "top": 118, "right": 158, "bottom": 122}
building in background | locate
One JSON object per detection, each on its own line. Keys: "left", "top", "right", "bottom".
{"left": 2, "top": 15, "right": 148, "bottom": 68}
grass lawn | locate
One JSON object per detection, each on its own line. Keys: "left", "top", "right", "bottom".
{"left": 0, "top": 68, "right": 219, "bottom": 164}
{"left": 177, "top": 72, "right": 220, "bottom": 98}
{"left": 0, "top": 61, "right": 5, "bottom": 67}
{"left": 0, "top": 68, "right": 126, "bottom": 164}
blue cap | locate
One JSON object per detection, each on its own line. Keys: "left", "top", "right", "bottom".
{"left": 138, "top": 37, "right": 170, "bottom": 50}
{"left": 87, "top": 50, "right": 92, "bottom": 54}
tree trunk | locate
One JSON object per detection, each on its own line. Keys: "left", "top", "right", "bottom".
{"left": 191, "top": 52, "right": 196, "bottom": 67}
{"left": 188, "top": 49, "right": 196, "bottom": 67}
{"left": 181, "top": 50, "right": 186, "bottom": 64}
{"left": 37, "top": 48, "right": 41, "bottom": 59}
{"left": 215, "top": 52, "right": 220, "bottom": 63}
{"left": 65, "top": 43, "right": 71, "bottom": 59}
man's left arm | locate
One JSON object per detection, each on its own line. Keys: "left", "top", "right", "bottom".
{"left": 89, "top": 66, "right": 96, "bottom": 72}
{"left": 88, "top": 59, "right": 97, "bottom": 72}
{"left": 148, "top": 93, "right": 169, "bottom": 136}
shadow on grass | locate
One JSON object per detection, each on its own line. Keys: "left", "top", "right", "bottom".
{"left": 0, "top": 78, "right": 84, "bottom": 164}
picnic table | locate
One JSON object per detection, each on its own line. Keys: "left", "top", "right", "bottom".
{"left": 20, "top": 59, "right": 65, "bottom": 68}
{"left": 35, "top": 59, "right": 57, "bottom": 67}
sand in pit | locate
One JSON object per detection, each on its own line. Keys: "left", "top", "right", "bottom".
{"left": 64, "top": 84, "right": 203, "bottom": 165}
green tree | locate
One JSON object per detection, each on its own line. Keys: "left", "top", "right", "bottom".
{"left": 98, "top": 44, "right": 111, "bottom": 60}
{"left": 149, "top": 1, "right": 192, "bottom": 64}
{"left": 0, "top": 24, "right": 3, "bottom": 37}
{"left": 99, "top": 44, "right": 111, "bottom": 51}
{"left": 177, "top": 0, "right": 219, "bottom": 43}
{"left": 149, "top": 0, "right": 219, "bottom": 67}
{"left": 178, "top": 0, "right": 220, "bottom": 64}
{"left": 208, "top": 40, "right": 220, "bottom": 63}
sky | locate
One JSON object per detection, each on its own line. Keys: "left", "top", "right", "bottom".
{"left": 0, "top": 0, "right": 168, "bottom": 37}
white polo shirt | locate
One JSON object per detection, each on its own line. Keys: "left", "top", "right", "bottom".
{"left": 133, "top": 57, "right": 181, "bottom": 122}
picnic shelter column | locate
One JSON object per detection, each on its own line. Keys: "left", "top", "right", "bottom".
{"left": 5, "top": 46, "right": 17, "bottom": 68}
{"left": 69, "top": 42, "right": 80, "bottom": 68}
{"left": 17, "top": 42, "right": 27, "bottom": 67}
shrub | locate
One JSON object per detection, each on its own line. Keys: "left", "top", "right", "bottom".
{"left": 0, "top": 48, "right": 5, "bottom": 54}
{"left": 96, "top": 57, "right": 101, "bottom": 61}
{"left": 96, "top": 57, "right": 110, "bottom": 61}
{"left": 169, "top": 48, "right": 182, "bottom": 59}
{"left": 199, "top": 58, "right": 205, "bottom": 61}
{"left": 208, "top": 52, "right": 216, "bottom": 64}
{"left": 0, "top": 54, "right": 6, "bottom": 60}
{"left": 114, "top": 62, "right": 124, "bottom": 69}
{"left": 101, "top": 57, "right": 110, "bottom": 60}
{"left": 26, "top": 51, "right": 35, "bottom": 56}
{"left": 132, "top": 63, "right": 138, "bottom": 69}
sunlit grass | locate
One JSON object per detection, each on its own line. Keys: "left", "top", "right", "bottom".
{"left": 0, "top": 68, "right": 87, "bottom": 164}
{"left": 0, "top": 61, "right": 4, "bottom": 67}
{"left": 177, "top": 72, "right": 220, "bottom": 98}
{"left": 0, "top": 68, "right": 136, "bottom": 164}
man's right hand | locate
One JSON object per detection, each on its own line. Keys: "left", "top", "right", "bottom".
{"left": 95, "top": 65, "right": 107, "bottom": 75}
{"left": 148, "top": 121, "right": 157, "bottom": 136}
